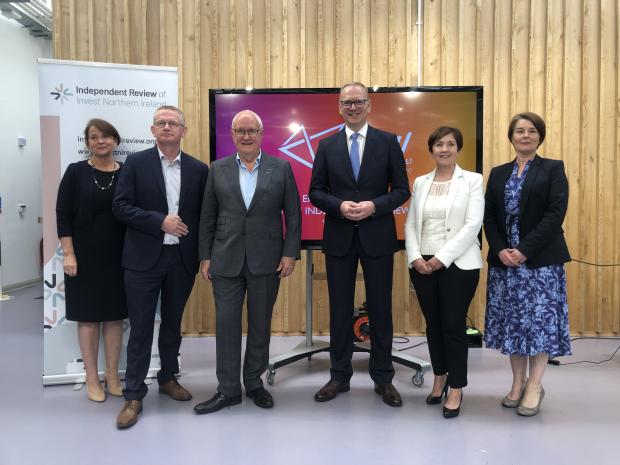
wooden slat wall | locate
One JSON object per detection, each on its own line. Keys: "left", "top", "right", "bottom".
{"left": 53, "top": 0, "right": 620, "bottom": 336}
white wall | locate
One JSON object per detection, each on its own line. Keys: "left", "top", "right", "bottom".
{"left": 0, "top": 16, "right": 52, "bottom": 288}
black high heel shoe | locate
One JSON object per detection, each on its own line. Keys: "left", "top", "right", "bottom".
{"left": 443, "top": 391, "right": 463, "bottom": 419}
{"left": 426, "top": 382, "right": 449, "bottom": 405}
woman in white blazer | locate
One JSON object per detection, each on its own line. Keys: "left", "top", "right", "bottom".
{"left": 404, "top": 126, "right": 484, "bottom": 418}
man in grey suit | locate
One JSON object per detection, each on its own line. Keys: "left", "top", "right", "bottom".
{"left": 194, "top": 110, "right": 301, "bottom": 414}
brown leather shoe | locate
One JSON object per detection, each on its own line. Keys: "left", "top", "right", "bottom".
{"left": 314, "top": 379, "right": 350, "bottom": 402}
{"left": 374, "top": 383, "right": 402, "bottom": 407}
{"left": 116, "top": 400, "right": 142, "bottom": 429}
{"left": 158, "top": 379, "right": 192, "bottom": 401}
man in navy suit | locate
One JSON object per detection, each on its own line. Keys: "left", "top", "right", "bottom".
{"left": 309, "top": 82, "right": 410, "bottom": 406}
{"left": 112, "top": 105, "right": 209, "bottom": 429}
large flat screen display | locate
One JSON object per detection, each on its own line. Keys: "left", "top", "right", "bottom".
{"left": 209, "top": 87, "right": 483, "bottom": 248}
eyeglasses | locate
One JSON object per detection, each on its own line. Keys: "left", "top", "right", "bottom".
{"left": 232, "top": 128, "right": 262, "bottom": 137}
{"left": 154, "top": 120, "right": 184, "bottom": 128}
{"left": 339, "top": 99, "right": 369, "bottom": 109}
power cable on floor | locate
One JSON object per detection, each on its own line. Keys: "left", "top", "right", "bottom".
{"left": 394, "top": 339, "right": 428, "bottom": 351}
{"left": 571, "top": 259, "right": 620, "bottom": 267}
{"left": 550, "top": 337, "right": 620, "bottom": 366}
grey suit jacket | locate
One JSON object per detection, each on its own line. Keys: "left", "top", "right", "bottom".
{"left": 199, "top": 153, "right": 302, "bottom": 277}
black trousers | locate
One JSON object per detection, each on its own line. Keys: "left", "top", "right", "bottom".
{"left": 409, "top": 259, "right": 479, "bottom": 388}
{"left": 325, "top": 228, "right": 395, "bottom": 384}
{"left": 123, "top": 245, "right": 195, "bottom": 400}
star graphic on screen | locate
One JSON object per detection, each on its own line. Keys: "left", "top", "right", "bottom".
{"left": 278, "top": 123, "right": 413, "bottom": 169}
{"left": 278, "top": 123, "right": 344, "bottom": 168}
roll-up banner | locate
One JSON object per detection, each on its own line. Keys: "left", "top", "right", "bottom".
{"left": 38, "top": 59, "right": 178, "bottom": 385}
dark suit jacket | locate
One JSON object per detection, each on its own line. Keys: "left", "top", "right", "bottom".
{"left": 199, "top": 153, "right": 301, "bottom": 277}
{"left": 112, "top": 146, "right": 209, "bottom": 274}
{"left": 484, "top": 154, "right": 571, "bottom": 268}
{"left": 309, "top": 126, "right": 410, "bottom": 257}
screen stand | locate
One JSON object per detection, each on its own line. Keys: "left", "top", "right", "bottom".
{"left": 266, "top": 250, "right": 432, "bottom": 388}
{"left": 266, "top": 250, "right": 330, "bottom": 385}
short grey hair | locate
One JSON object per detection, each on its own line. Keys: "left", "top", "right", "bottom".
{"left": 153, "top": 105, "right": 185, "bottom": 126}
{"left": 231, "top": 109, "right": 264, "bottom": 129}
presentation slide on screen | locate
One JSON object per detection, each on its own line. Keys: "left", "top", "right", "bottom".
{"left": 211, "top": 88, "right": 481, "bottom": 244}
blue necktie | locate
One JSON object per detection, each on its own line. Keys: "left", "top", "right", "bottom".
{"left": 350, "top": 132, "right": 360, "bottom": 180}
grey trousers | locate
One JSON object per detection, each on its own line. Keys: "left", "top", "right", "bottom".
{"left": 211, "top": 263, "right": 280, "bottom": 397}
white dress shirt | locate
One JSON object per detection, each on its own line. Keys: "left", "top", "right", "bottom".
{"left": 158, "top": 148, "right": 181, "bottom": 245}
{"left": 344, "top": 123, "right": 368, "bottom": 164}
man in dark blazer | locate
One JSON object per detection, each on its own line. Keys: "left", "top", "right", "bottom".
{"left": 112, "top": 105, "right": 209, "bottom": 429}
{"left": 309, "top": 82, "right": 410, "bottom": 406}
{"left": 193, "top": 110, "right": 301, "bottom": 414}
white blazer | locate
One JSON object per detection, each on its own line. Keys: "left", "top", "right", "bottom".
{"left": 404, "top": 165, "right": 484, "bottom": 270}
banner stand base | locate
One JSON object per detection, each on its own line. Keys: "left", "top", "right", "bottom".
{"left": 43, "top": 367, "right": 177, "bottom": 387}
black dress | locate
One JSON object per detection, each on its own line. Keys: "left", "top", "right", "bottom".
{"left": 56, "top": 160, "right": 128, "bottom": 322}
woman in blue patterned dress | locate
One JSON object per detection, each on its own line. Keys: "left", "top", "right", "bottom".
{"left": 483, "top": 112, "right": 571, "bottom": 416}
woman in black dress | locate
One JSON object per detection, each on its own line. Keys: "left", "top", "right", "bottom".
{"left": 56, "top": 119, "right": 127, "bottom": 402}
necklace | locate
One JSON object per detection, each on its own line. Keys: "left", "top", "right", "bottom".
{"left": 92, "top": 164, "right": 116, "bottom": 190}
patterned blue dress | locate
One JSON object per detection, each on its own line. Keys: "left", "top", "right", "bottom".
{"left": 484, "top": 161, "right": 571, "bottom": 357}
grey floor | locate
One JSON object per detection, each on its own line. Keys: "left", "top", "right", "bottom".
{"left": 1, "top": 285, "right": 619, "bottom": 465}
